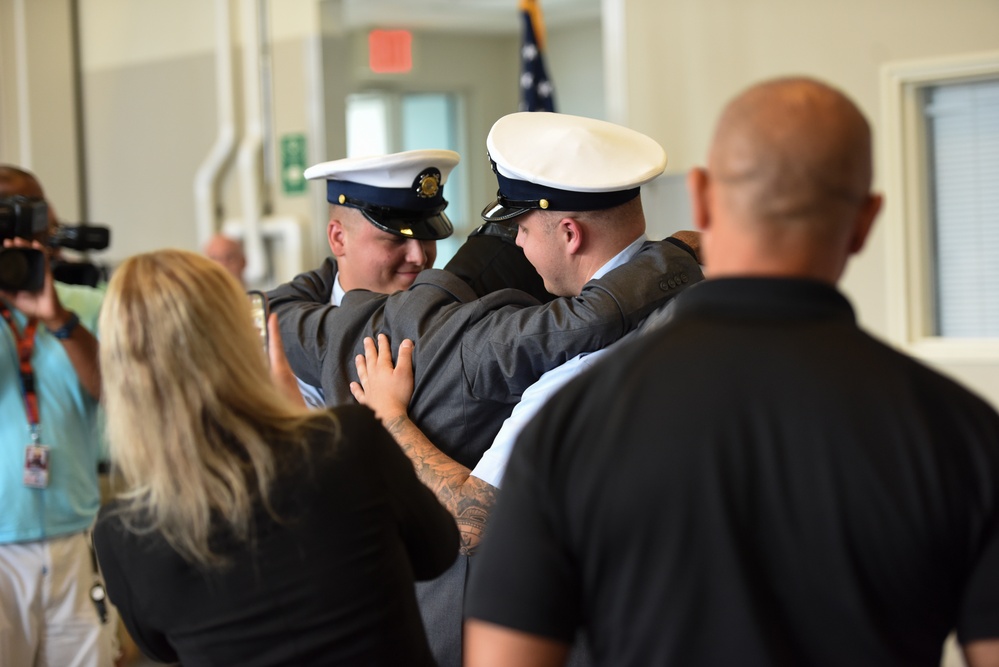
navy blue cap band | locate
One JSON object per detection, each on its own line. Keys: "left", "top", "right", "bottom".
{"left": 493, "top": 169, "right": 640, "bottom": 212}
{"left": 327, "top": 178, "right": 453, "bottom": 240}
{"left": 326, "top": 179, "right": 447, "bottom": 213}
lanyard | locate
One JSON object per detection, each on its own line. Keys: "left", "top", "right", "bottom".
{"left": 1, "top": 303, "right": 41, "bottom": 436}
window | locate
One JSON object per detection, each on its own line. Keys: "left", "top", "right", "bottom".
{"left": 924, "top": 79, "right": 999, "bottom": 337}
{"left": 882, "top": 51, "right": 999, "bottom": 361}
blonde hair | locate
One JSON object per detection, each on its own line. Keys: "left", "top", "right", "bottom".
{"left": 99, "top": 249, "right": 337, "bottom": 567}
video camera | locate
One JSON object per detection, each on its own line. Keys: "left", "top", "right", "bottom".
{"left": 0, "top": 195, "right": 111, "bottom": 291}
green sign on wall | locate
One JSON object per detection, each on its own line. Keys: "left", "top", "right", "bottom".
{"left": 281, "top": 133, "right": 308, "bottom": 195}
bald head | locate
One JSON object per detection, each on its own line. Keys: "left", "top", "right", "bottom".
{"left": 691, "top": 77, "right": 882, "bottom": 282}
{"left": 203, "top": 233, "right": 247, "bottom": 285}
{"left": 0, "top": 165, "right": 45, "bottom": 200}
{"left": 0, "top": 165, "right": 59, "bottom": 235}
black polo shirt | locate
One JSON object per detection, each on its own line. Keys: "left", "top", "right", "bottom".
{"left": 467, "top": 278, "right": 999, "bottom": 667}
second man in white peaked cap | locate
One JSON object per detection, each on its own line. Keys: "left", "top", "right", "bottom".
{"left": 305, "top": 149, "right": 459, "bottom": 297}
{"left": 289, "top": 149, "right": 459, "bottom": 407}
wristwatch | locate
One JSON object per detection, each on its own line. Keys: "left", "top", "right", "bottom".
{"left": 49, "top": 311, "right": 80, "bottom": 339}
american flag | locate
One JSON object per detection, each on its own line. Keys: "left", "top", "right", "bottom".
{"left": 519, "top": 0, "right": 556, "bottom": 112}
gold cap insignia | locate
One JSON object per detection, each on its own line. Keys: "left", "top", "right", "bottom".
{"left": 414, "top": 168, "right": 443, "bottom": 199}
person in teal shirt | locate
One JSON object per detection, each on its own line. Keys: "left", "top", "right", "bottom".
{"left": 0, "top": 164, "right": 115, "bottom": 666}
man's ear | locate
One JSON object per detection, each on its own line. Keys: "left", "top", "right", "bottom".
{"left": 848, "top": 193, "right": 882, "bottom": 255}
{"left": 687, "top": 168, "right": 711, "bottom": 232}
{"left": 327, "top": 219, "right": 347, "bottom": 257}
{"left": 560, "top": 217, "right": 584, "bottom": 256}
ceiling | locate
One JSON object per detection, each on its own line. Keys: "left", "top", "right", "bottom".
{"left": 337, "top": 0, "right": 602, "bottom": 33}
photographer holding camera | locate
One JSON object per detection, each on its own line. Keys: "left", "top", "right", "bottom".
{"left": 0, "top": 165, "right": 115, "bottom": 666}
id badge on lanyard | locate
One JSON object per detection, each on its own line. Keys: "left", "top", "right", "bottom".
{"left": 24, "top": 436, "right": 50, "bottom": 488}
{"left": 2, "top": 304, "right": 50, "bottom": 488}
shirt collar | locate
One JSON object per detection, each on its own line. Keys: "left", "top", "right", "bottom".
{"left": 673, "top": 277, "right": 856, "bottom": 324}
{"left": 332, "top": 272, "right": 346, "bottom": 306}
{"left": 591, "top": 234, "right": 648, "bottom": 282}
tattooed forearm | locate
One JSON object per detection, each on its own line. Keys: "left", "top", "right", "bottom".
{"left": 383, "top": 415, "right": 410, "bottom": 439}
{"left": 384, "top": 415, "right": 499, "bottom": 555}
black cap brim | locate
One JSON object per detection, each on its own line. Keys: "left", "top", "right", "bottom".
{"left": 480, "top": 199, "right": 531, "bottom": 222}
{"left": 362, "top": 210, "right": 454, "bottom": 241}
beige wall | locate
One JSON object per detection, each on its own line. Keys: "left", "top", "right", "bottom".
{"left": 76, "top": 0, "right": 326, "bottom": 273}
{"left": 0, "top": 1, "right": 593, "bottom": 270}
{"left": 611, "top": 0, "right": 999, "bottom": 407}
{"left": 548, "top": 16, "right": 605, "bottom": 121}
{"left": 27, "top": 0, "right": 523, "bottom": 274}
{"left": 0, "top": 0, "right": 83, "bottom": 221}
{"left": 82, "top": 54, "right": 217, "bottom": 256}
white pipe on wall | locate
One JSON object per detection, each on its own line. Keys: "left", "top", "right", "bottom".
{"left": 303, "top": 32, "right": 329, "bottom": 269}
{"left": 222, "top": 215, "right": 305, "bottom": 287}
{"left": 13, "top": 0, "right": 32, "bottom": 164}
{"left": 236, "top": 0, "right": 268, "bottom": 284}
{"left": 193, "top": 0, "right": 238, "bottom": 248}
{"left": 194, "top": 0, "right": 300, "bottom": 286}
{"left": 267, "top": 216, "right": 304, "bottom": 280}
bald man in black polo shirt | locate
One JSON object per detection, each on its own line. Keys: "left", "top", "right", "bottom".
{"left": 465, "top": 77, "right": 999, "bottom": 667}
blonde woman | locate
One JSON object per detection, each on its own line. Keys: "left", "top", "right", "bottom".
{"left": 92, "top": 250, "right": 458, "bottom": 666}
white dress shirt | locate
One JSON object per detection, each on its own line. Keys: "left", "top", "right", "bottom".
{"left": 296, "top": 273, "right": 347, "bottom": 408}
{"left": 470, "top": 234, "right": 648, "bottom": 487}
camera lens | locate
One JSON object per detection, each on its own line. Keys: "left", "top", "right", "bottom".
{"left": 0, "top": 247, "right": 45, "bottom": 292}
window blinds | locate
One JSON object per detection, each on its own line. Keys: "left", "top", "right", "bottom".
{"left": 925, "top": 79, "right": 999, "bottom": 337}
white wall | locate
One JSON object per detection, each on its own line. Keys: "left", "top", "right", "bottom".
{"left": 76, "top": 0, "right": 325, "bottom": 279}
{"left": 30, "top": 0, "right": 524, "bottom": 278}
{"left": 609, "top": 0, "right": 999, "bottom": 408}
{"left": 0, "top": 0, "right": 83, "bottom": 220}
{"left": 548, "top": 16, "right": 605, "bottom": 121}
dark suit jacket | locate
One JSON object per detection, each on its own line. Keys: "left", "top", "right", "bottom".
{"left": 268, "top": 239, "right": 702, "bottom": 469}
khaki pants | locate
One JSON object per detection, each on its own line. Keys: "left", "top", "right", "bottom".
{"left": 0, "top": 532, "right": 116, "bottom": 667}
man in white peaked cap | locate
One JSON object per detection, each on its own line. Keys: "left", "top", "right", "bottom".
{"left": 307, "top": 149, "right": 457, "bottom": 296}
{"left": 288, "top": 149, "right": 459, "bottom": 406}
{"left": 270, "top": 112, "right": 703, "bottom": 667}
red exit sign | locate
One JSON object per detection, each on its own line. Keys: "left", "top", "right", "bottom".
{"left": 369, "top": 30, "right": 412, "bottom": 74}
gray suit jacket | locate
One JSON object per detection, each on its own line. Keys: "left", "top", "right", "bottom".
{"left": 268, "top": 239, "right": 701, "bottom": 469}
